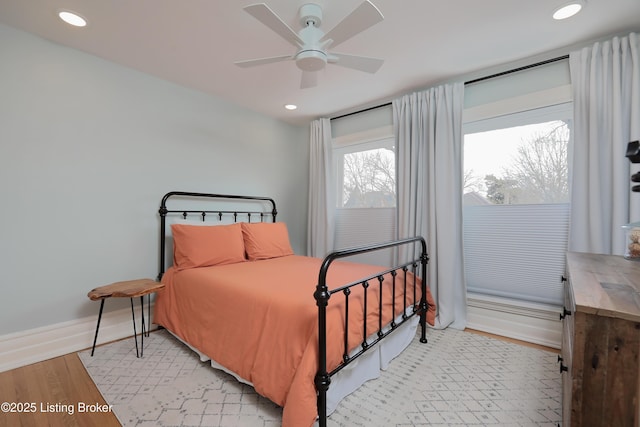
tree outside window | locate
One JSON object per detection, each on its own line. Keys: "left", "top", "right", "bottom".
{"left": 336, "top": 137, "right": 396, "bottom": 208}
{"left": 464, "top": 120, "right": 570, "bottom": 205}
{"left": 341, "top": 147, "right": 395, "bottom": 207}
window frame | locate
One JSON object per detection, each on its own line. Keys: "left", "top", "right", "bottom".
{"left": 331, "top": 125, "right": 397, "bottom": 265}
{"left": 332, "top": 125, "right": 395, "bottom": 209}
{"left": 462, "top": 85, "right": 574, "bottom": 305}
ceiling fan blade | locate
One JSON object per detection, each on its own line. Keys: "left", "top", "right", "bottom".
{"left": 320, "top": 1, "right": 384, "bottom": 48}
{"left": 300, "top": 71, "right": 318, "bottom": 89}
{"left": 243, "top": 3, "right": 304, "bottom": 47}
{"left": 330, "top": 53, "right": 384, "bottom": 73}
{"left": 234, "top": 54, "right": 292, "bottom": 68}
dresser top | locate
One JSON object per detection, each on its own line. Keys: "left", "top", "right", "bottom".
{"left": 567, "top": 252, "right": 640, "bottom": 322}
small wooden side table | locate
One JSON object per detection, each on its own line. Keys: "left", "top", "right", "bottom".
{"left": 88, "top": 278, "right": 165, "bottom": 357}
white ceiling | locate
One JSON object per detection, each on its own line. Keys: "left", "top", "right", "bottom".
{"left": 1, "top": 0, "right": 639, "bottom": 126}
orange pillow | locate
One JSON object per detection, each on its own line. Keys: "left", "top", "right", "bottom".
{"left": 171, "top": 223, "right": 246, "bottom": 269}
{"left": 241, "top": 222, "right": 294, "bottom": 261}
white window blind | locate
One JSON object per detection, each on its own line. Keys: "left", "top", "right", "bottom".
{"left": 463, "top": 203, "right": 570, "bottom": 304}
{"left": 334, "top": 207, "right": 396, "bottom": 266}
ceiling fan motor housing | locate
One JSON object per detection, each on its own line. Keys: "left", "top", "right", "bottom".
{"left": 296, "top": 4, "right": 327, "bottom": 71}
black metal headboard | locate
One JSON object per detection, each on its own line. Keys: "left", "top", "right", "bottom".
{"left": 158, "top": 191, "right": 278, "bottom": 280}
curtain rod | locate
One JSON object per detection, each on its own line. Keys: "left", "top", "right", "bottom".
{"left": 465, "top": 54, "right": 569, "bottom": 85}
{"left": 330, "top": 54, "right": 570, "bottom": 121}
{"left": 330, "top": 102, "right": 392, "bottom": 121}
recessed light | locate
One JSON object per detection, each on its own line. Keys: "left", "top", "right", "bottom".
{"left": 553, "top": 2, "right": 584, "bottom": 20}
{"left": 284, "top": 104, "right": 298, "bottom": 110}
{"left": 58, "top": 10, "right": 87, "bottom": 27}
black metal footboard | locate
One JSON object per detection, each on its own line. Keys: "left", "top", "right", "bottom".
{"left": 314, "top": 237, "right": 429, "bottom": 427}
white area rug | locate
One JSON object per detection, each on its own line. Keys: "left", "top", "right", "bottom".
{"left": 78, "top": 328, "right": 561, "bottom": 426}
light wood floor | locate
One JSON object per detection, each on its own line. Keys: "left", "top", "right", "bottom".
{"left": 0, "top": 350, "right": 120, "bottom": 427}
{"left": 0, "top": 330, "right": 558, "bottom": 427}
{"left": 465, "top": 328, "right": 559, "bottom": 353}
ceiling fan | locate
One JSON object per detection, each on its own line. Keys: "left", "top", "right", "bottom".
{"left": 235, "top": 1, "right": 385, "bottom": 89}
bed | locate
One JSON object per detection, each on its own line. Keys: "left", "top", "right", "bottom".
{"left": 153, "top": 191, "right": 435, "bottom": 427}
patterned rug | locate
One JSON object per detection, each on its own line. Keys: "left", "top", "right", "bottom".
{"left": 78, "top": 328, "right": 561, "bottom": 426}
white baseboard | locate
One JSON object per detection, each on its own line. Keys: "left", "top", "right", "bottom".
{"left": 466, "top": 293, "right": 562, "bottom": 349}
{"left": 1, "top": 294, "right": 560, "bottom": 373}
{"left": 0, "top": 304, "right": 158, "bottom": 373}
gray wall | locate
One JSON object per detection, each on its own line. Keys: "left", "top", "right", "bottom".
{"left": 0, "top": 24, "right": 308, "bottom": 336}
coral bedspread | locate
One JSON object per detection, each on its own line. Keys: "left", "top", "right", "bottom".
{"left": 154, "top": 255, "right": 435, "bottom": 427}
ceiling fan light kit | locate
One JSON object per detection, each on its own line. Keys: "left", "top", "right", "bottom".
{"left": 235, "top": 1, "right": 385, "bottom": 88}
{"left": 296, "top": 50, "right": 327, "bottom": 72}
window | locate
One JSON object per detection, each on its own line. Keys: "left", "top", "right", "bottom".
{"left": 334, "top": 136, "right": 396, "bottom": 208}
{"left": 332, "top": 126, "right": 396, "bottom": 264}
{"left": 464, "top": 104, "right": 571, "bottom": 206}
{"left": 463, "top": 102, "right": 572, "bottom": 305}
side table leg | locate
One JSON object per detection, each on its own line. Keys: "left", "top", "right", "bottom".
{"left": 140, "top": 296, "right": 145, "bottom": 357}
{"left": 90, "top": 299, "right": 105, "bottom": 357}
{"left": 147, "top": 293, "right": 151, "bottom": 337}
{"left": 130, "top": 298, "right": 139, "bottom": 358}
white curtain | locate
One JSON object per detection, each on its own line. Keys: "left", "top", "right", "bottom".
{"left": 569, "top": 32, "right": 640, "bottom": 255}
{"left": 307, "top": 118, "right": 335, "bottom": 257}
{"left": 393, "top": 83, "right": 467, "bottom": 330}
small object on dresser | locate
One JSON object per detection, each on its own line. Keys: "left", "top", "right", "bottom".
{"left": 87, "top": 278, "right": 165, "bottom": 357}
{"left": 622, "top": 222, "right": 640, "bottom": 260}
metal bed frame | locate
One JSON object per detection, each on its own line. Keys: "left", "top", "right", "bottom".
{"left": 157, "top": 191, "right": 430, "bottom": 427}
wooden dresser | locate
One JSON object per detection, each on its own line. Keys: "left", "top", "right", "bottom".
{"left": 561, "top": 252, "right": 640, "bottom": 426}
